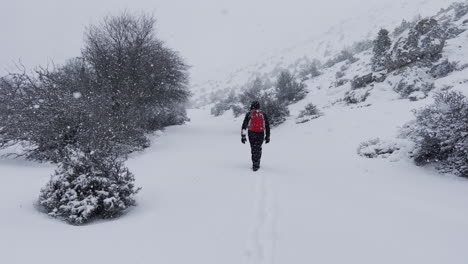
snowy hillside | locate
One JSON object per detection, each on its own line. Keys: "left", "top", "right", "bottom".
{"left": 192, "top": 0, "right": 464, "bottom": 106}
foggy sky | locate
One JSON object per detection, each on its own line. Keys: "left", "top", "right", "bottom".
{"left": 0, "top": 0, "right": 437, "bottom": 83}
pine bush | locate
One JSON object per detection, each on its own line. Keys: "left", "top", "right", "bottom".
{"left": 404, "top": 91, "right": 468, "bottom": 177}
{"left": 296, "top": 103, "right": 322, "bottom": 124}
{"left": 275, "top": 71, "right": 308, "bottom": 104}
{"left": 372, "top": 29, "right": 392, "bottom": 71}
{"left": 39, "top": 151, "right": 140, "bottom": 224}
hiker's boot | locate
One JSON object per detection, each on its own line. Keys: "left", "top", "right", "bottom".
{"left": 253, "top": 162, "right": 260, "bottom": 172}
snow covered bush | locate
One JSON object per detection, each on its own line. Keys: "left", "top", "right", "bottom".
{"left": 344, "top": 89, "right": 371, "bottom": 104}
{"left": 351, "top": 73, "right": 374, "bottom": 89}
{"left": 392, "top": 19, "right": 416, "bottom": 37}
{"left": 429, "top": 59, "right": 457, "bottom": 78}
{"left": 237, "top": 78, "right": 290, "bottom": 126}
{"left": 350, "top": 39, "right": 373, "bottom": 54}
{"left": 238, "top": 78, "right": 269, "bottom": 106}
{"left": 0, "top": 63, "right": 95, "bottom": 162}
{"left": 452, "top": 2, "right": 468, "bottom": 20}
{"left": 211, "top": 91, "right": 244, "bottom": 117}
{"left": 358, "top": 138, "right": 401, "bottom": 159}
{"left": 369, "top": 17, "right": 448, "bottom": 73}
{"left": 275, "top": 70, "right": 308, "bottom": 104}
{"left": 211, "top": 101, "right": 231, "bottom": 117}
{"left": 335, "top": 78, "right": 349, "bottom": 87}
{"left": 324, "top": 49, "right": 358, "bottom": 68}
{"left": 147, "top": 103, "right": 190, "bottom": 129}
{"left": 389, "top": 18, "right": 445, "bottom": 71}
{"left": 210, "top": 75, "right": 293, "bottom": 126}
{"left": 335, "top": 70, "right": 345, "bottom": 79}
{"left": 403, "top": 91, "right": 468, "bottom": 177}
{"left": 296, "top": 103, "right": 322, "bottom": 124}
{"left": 298, "top": 60, "right": 321, "bottom": 81}
{"left": 391, "top": 66, "right": 435, "bottom": 100}
{"left": 39, "top": 151, "right": 140, "bottom": 225}
{"left": 82, "top": 12, "right": 190, "bottom": 132}
{"left": 260, "top": 94, "right": 290, "bottom": 126}
{"left": 394, "top": 78, "right": 434, "bottom": 101}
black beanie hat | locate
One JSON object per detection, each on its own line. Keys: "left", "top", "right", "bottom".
{"left": 250, "top": 101, "right": 260, "bottom": 110}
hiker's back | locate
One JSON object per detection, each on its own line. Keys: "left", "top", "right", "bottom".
{"left": 248, "top": 110, "right": 264, "bottom": 132}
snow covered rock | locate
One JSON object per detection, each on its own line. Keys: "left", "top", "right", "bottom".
{"left": 358, "top": 138, "right": 403, "bottom": 159}
{"left": 390, "top": 66, "right": 435, "bottom": 100}
{"left": 429, "top": 59, "right": 457, "bottom": 78}
{"left": 344, "top": 88, "right": 371, "bottom": 104}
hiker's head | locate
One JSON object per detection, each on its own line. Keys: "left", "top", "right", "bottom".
{"left": 250, "top": 101, "right": 260, "bottom": 110}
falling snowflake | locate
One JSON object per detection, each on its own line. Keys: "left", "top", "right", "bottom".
{"left": 73, "top": 92, "right": 82, "bottom": 99}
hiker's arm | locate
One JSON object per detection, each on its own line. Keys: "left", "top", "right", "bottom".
{"left": 264, "top": 113, "right": 271, "bottom": 140}
{"left": 241, "top": 112, "right": 250, "bottom": 136}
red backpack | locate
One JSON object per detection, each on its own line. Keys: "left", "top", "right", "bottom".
{"left": 248, "top": 110, "right": 265, "bottom": 132}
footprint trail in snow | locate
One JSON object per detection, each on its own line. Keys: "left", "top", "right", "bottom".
{"left": 246, "top": 173, "right": 278, "bottom": 264}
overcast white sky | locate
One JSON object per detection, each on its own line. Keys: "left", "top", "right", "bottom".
{"left": 0, "top": 0, "right": 418, "bottom": 82}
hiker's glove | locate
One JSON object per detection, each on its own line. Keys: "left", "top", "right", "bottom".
{"left": 241, "top": 137, "right": 246, "bottom": 144}
{"left": 265, "top": 137, "right": 270, "bottom": 144}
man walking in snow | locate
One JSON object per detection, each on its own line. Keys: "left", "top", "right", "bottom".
{"left": 241, "top": 101, "right": 271, "bottom": 171}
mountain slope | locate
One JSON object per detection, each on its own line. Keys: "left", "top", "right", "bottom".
{"left": 192, "top": 0, "right": 464, "bottom": 106}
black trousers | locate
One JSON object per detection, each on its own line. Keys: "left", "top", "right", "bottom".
{"left": 248, "top": 131, "right": 265, "bottom": 168}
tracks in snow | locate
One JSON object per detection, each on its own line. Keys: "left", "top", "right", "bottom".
{"left": 246, "top": 173, "right": 278, "bottom": 264}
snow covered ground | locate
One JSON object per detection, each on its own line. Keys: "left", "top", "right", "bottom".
{"left": 1, "top": 0, "right": 468, "bottom": 263}
{"left": 2, "top": 100, "right": 468, "bottom": 263}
